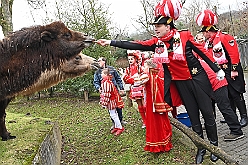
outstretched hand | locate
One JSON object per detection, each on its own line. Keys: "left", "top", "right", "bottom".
{"left": 95, "top": 39, "right": 111, "bottom": 46}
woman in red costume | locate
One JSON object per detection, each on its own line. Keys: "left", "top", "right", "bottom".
{"left": 122, "top": 50, "right": 146, "bottom": 128}
{"left": 138, "top": 59, "right": 173, "bottom": 152}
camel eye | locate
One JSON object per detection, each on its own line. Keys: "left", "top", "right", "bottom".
{"left": 63, "top": 32, "right": 71, "bottom": 38}
{"left": 75, "top": 55, "right": 82, "bottom": 60}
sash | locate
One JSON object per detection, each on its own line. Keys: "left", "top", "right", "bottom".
{"left": 150, "top": 68, "right": 172, "bottom": 113}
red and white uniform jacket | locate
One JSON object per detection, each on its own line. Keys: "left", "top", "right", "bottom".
{"left": 100, "top": 77, "right": 124, "bottom": 110}
{"left": 205, "top": 31, "right": 240, "bottom": 68}
{"left": 205, "top": 31, "right": 246, "bottom": 93}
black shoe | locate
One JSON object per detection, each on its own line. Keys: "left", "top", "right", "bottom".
{"left": 195, "top": 149, "right": 206, "bottom": 164}
{"left": 240, "top": 117, "right": 247, "bottom": 127}
{"left": 210, "top": 153, "right": 218, "bottom": 162}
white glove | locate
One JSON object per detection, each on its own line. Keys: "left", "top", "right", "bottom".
{"left": 216, "top": 69, "right": 225, "bottom": 80}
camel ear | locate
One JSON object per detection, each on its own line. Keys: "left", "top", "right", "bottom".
{"left": 41, "top": 31, "right": 55, "bottom": 42}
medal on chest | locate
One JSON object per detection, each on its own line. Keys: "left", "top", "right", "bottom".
{"left": 212, "top": 41, "right": 228, "bottom": 64}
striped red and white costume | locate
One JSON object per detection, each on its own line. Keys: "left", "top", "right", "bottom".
{"left": 100, "top": 76, "right": 124, "bottom": 110}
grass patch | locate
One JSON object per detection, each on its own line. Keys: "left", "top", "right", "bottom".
{"left": 2, "top": 96, "right": 200, "bottom": 164}
{"left": 0, "top": 112, "right": 51, "bottom": 165}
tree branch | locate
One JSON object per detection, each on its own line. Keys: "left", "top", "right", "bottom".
{"left": 169, "top": 116, "right": 239, "bottom": 165}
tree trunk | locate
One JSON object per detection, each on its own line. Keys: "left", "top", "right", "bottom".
{"left": 0, "top": 0, "right": 13, "bottom": 35}
{"left": 169, "top": 116, "right": 239, "bottom": 165}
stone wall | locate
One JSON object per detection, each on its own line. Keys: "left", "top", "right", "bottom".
{"left": 32, "top": 122, "right": 62, "bottom": 165}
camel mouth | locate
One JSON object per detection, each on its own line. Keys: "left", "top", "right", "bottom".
{"left": 84, "top": 39, "right": 95, "bottom": 43}
{"left": 83, "top": 38, "right": 95, "bottom": 47}
{"left": 83, "top": 36, "right": 95, "bottom": 43}
{"left": 90, "top": 62, "right": 100, "bottom": 70}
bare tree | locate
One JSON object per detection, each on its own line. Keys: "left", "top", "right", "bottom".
{"left": 133, "top": 0, "right": 157, "bottom": 34}
{"left": 0, "top": 0, "right": 13, "bottom": 35}
{"left": 0, "top": 0, "right": 53, "bottom": 36}
{"left": 218, "top": 1, "right": 248, "bottom": 37}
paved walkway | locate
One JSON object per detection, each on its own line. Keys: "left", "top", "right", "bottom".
{"left": 177, "top": 72, "right": 248, "bottom": 165}
{"left": 129, "top": 72, "right": 248, "bottom": 164}
{"left": 217, "top": 72, "right": 248, "bottom": 165}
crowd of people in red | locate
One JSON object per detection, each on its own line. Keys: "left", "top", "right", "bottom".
{"left": 94, "top": 0, "right": 247, "bottom": 164}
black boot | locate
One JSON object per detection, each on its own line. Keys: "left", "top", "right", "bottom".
{"left": 205, "top": 123, "right": 219, "bottom": 162}
{"left": 195, "top": 148, "right": 206, "bottom": 164}
{"left": 192, "top": 125, "right": 206, "bottom": 164}
{"left": 209, "top": 141, "right": 218, "bottom": 162}
{"left": 235, "top": 99, "right": 247, "bottom": 127}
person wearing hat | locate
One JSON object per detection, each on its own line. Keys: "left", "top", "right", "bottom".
{"left": 196, "top": 9, "right": 247, "bottom": 128}
{"left": 194, "top": 32, "right": 244, "bottom": 143}
{"left": 96, "top": 0, "right": 225, "bottom": 163}
{"left": 121, "top": 50, "right": 146, "bottom": 128}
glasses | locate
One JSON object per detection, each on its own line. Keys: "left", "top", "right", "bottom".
{"left": 97, "top": 59, "right": 102, "bottom": 62}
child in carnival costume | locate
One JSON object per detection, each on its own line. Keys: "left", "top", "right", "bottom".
{"left": 100, "top": 68, "right": 125, "bottom": 136}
